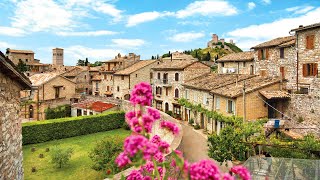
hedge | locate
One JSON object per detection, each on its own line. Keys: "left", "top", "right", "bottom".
{"left": 22, "top": 111, "right": 125, "bottom": 145}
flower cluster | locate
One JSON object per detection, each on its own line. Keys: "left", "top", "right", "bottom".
{"left": 160, "top": 120, "right": 180, "bottom": 135}
{"left": 130, "top": 82, "right": 153, "bottom": 106}
{"left": 115, "top": 82, "right": 251, "bottom": 180}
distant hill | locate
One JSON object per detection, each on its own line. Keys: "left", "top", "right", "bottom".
{"left": 162, "top": 43, "right": 243, "bottom": 61}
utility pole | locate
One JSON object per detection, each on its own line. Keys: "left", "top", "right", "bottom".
{"left": 243, "top": 80, "right": 246, "bottom": 123}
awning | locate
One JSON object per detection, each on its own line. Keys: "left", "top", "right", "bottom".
{"left": 259, "top": 90, "right": 290, "bottom": 100}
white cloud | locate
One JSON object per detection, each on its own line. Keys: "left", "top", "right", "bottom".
{"left": 11, "top": 0, "right": 75, "bottom": 32}
{"left": 169, "top": 32, "right": 205, "bottom": 42}
{"left": 126, "top": 11, "right": 174, "bottom": 27}
{"left": 0, "top": 26, "right": 26, "bottom": 36}
{"left": 0, "top": 41, "right": 16, "bottom": 49}
{"left": 111, "top": 39, "right": 146, "bottom": 48}
{"left": 286, "top": 6, "right": 314, "bottom": 14}
{"left": 248, "top": 2, "right": 256, "bottom": 10}
{"left": 64, "top": 45, "right": 123, "bottom": 64}
{"left": 261, "top": 0, "right": 271, "bottom": 4}
{"left": 56, "top": 30, "right": 118, "bottom": 36}
{"left": 227, "top": 7, "right": 320, "bottom": 50}
{"left": 175, "top": 0, "right": 238, "bottom": 18}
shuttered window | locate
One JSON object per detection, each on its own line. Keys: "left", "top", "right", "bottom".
{"left": 303, "top": 63, "right": 318, "bottom": 77}
{"left": 203, "top": 93, "right": 207, "bottom": 105}
{"left": 227, "top": 100, "right": 235, "bottom": 114}
{"left": 306, "top": 35, "right": 315, "bottom": 49}
{"left": 260, "top": 70, "right": 267, "bottom": 77}
{"left": 280, "top": 67, "right": 285, "bottom": 79}
{"left": 215, "top": 97, "right": 220, "bottom": 110}
{"left": 280, "top": 48, "right": 284, "bottom": 58}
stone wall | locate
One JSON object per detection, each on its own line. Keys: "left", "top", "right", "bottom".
{"left": 8, "top": 52, "right": 34, "bottom": 65}
{"left": 218, "top": 61, "right": 254, "bottom": 75}
{"left": 285, "top": 94, "right": 320, "bottom": 137}
{"left": 39, "top": 76, "right": 76, "bottom": 101}
{"left": 0, "top": 71, "right": 24, "bottom": 179}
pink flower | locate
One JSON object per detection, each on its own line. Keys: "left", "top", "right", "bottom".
{"left": 143, "top": 142, "right": 159, "bottom": 160}
{"left": 230, "top": 166, "right": 251, "bottom": 180}
{"left": 147, "top": 108, "right": 161, "bottom": 120}
{"left": 154, "top": 152, "right": 164, "bottom": 163}
{"left": 115, "top": 152, "right": 131, "bottom": 168}
{"left": 130, "top": 82, "right": 153, "bottom": 106}
{"left": 124, "top": 135, "right": 148, "bottom": 157}
{"left": 159, "top": 141, "right": 170, "bottom": 153}
{"left": 160, "top": 121, "right": 180, "bottom": 135}
{"left": 127, "top": 170, "right": 151, "bottom": 180}
{"left": 222, "top": 173, "right": 235, "bottom": 180}
{"left": 189, "top": 160, "right": 220, "bottom": 180}
{"left": 140, "top": 161, "right": 154, "bottom": 173}
{"left": 151, "top": 135, "right": 161, "bottom": 144}
{"left": 142, "top": 114, "right": 155, "bottom": 133}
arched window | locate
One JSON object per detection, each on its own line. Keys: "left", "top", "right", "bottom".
{"left": 157, "top": 73, "right": 160, "bottom": 79}
{"left": 174, "top": 89, "right": 179, "bottom": 98}
{"left": 117, "top": 86, "right": 120, "bottom": 92}
{"left": 175, "top": 73, "right": 179, "bottom": 81}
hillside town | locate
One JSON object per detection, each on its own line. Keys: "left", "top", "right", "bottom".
{"left": 1, "top": 2, "right": 320, "bottom": 179}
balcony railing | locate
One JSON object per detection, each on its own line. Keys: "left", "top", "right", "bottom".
{"left": 153, "top": 78, "right": 172, "bottom": 87}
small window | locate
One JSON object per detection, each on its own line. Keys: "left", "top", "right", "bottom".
{"left": 104, "top": 74, "right": 107, "bottom": 79}
{"left": 135, "top": 74, "right": 137, "bottom": 78}
{"left": 243, "top": 62, "right": 246, "bottom": 67}
{"left": 221, "top": 62, "right": 224, "bottom": 67}
{"left": 185, "top": 90, "right": 189, "bottom": 99}
{"left": 165, "top": 88, "right": 168, "bottom": 96}
{"left": 215, "top": 97, "right": 220, "bottom": 110}
{"left": 303, "top": 63, "right": 318, "bottom": 77}
{"left": 157, "top": 73, "right": 160, "bottom": 79}
{"left": 258, "top": 49, "right": 268, "bottom": 60}
{"left": 280, "top": 67, "right": 285, "bottom": 78}
{"left": 117, "top": 86, "right": 120, "bottom": 92}
{"left": 107, "top": 86, "right": 110, "bottom": 91}
{"left": 175, "top": 73, "right": 179, "bottom": 81}
{"left": 84, "top": 75, "right": 87, "bottom": 79}
{"left": 280, "top": 48, "right": 284, "bottom": 58}
{"left": 150, "top": 72, "right": 153, "bottom": 79}
{"left": 121, "top": 75, "right": 124, "bottom": 80}
{"left": 26, "top": 59, "right": 28, "bottom": 62}
{"left": 174, "top": 89, "right": 179, "bottom": 98}
{"left": 227, "top": 100, "right": 235, "bottom": 114}
{"left": 300, "top": 87, "right": 309, "bottom": 94}
{"left": 111, "top": 76, "right": 113, "bottom": 80}
{"left": 203, "top": 94, "right": 208, "bottom": 105}
{"left": 306, "top": 34, "right": 315, "bottom": 49}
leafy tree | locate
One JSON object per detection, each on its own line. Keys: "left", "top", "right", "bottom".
{"left": 17, "top": 59, "right": 28, "bottom": 72}
{"left": 77, "top": 59, "right": 85, "bottom": 66}
{"left": 151, "top": 56, "right": 155, "bottom": 60}
{"left": 91, "top": 61, "right": 102, "bottom": 67}
{"left": 204, "top": 52, "right": 211, "bottom": 61}
{"left": 85, "top": 58, "right": 89, "bottom": 66}
{"left": 50, "top": 146, "right": 74, "bottom": 168}
{"left": 89, "top": 137, "right": 124, "bottom": 175}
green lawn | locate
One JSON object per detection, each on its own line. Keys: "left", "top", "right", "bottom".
{"left": 23, "top": 129, "right": 130, "bottom": 180}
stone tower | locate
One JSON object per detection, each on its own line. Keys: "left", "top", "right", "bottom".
{"left": 212, "top": 34, "right": 218, "bottom": 44}
{"left": 52, "top": 48, "right": 64, "bottom": 66}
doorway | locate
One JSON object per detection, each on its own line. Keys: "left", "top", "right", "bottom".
{"left": 29, "top": 105, "right": 34, "bottom": 119}
{"left": 200, "top": 113, "right": 205, "bottom": 129}
{"left": 268, "top": 101, "right": 277, "bottom": 118}
{"left": 250, "top": 65, "right": 254, "bottom": 75}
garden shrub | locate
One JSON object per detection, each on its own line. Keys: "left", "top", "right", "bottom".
{"left": 50, "top": 146, "right": 74, "bottom": 168}
{"left": 45, "top": 104, "right": 71, "bottom": 120}
{"left": 89, "top": 136, "right": 124, "bottom": 175}
{"left": 188, "top": 118, "right": 194, "bottom": 125}
{"left": 122, "top": 121, "right": 130, "bottom": 130}
{"left": 22, "top": 111, "right": 125, "bottom": 145}
{"left": 194, "top": 123, "right": 201, "bottom": 130}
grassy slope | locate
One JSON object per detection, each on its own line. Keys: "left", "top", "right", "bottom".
{"left": 23, "top": 129, "right": 130, "bottom": 180}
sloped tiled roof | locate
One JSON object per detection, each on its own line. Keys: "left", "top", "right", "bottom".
{"left": 72, "top": 100, "right": 115, "bottom": 112}
{"left": 210, "top": 76, "right": 281, "bottom": 98}
{"left": 62, "top": 67, "right": 84, "bottom": 77}
{"left": 252, "top": 36, "right": 295, "bottom": 49}
{"left": 152, "top": 60, "right": 197, "bottom": 71}
{"left": 29, "top": 72, "right": 62, "bottom": 86}
{"left": 217, "top": 51, "right": 254, "bottom": 62}
{"left": 278, "top": 39, "right": 296, "bottom": 48}
{"left": 260, "top": 90, "right": 290, "bottom": 99}
{"left": 183, "top": 73, "right": 255, "bottom": 91}
{"left": 114, "top": 60, "right": 157, "bottom": 75}
{"left": 291, "top": 22, "right": 320, "bottom": 32}
{"left": 91, "top": 74, "right": 102, "bottom": 81}
{"left": 7, "top": 49, "right": 34, "bottom": 54}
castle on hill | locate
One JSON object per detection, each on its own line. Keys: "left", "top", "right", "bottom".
{"left": 207, "top": 34, "right": 235, "bottom": 49}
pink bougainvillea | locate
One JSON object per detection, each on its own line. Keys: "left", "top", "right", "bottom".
{"left": 115, "top": 82, "right": 251, "bottom": 180}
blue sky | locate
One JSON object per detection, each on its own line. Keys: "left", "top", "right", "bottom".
{"left": 0, "top": 0, "right": 319, "bottom": 65}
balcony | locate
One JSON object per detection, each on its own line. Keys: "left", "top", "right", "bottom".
{"left": 153, "top": 78, "right": 172, "bottom": 87}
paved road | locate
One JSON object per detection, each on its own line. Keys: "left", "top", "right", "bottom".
{"left": 180, "top": 123, "right": 211, "bottom": 163}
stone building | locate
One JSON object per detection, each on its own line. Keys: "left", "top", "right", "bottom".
{"left": 101, "top": 53, "right": 140, "bottom": 72}
{"left": 113, "top": 60, "right": 160, "bottom": 100}
{"left": 216, "top": 51, "right": 254, "bottom": 74}
{"left": 152, "top": 60, "right": 211, "bottom": 118}
{"left": 161, "top": 51, "right": 197, "bottom": 61}
{"left": 52, "top": 48, "right": 64, "bottom": 66}
{"left": 207, "top": 34, "right": 234, "bottom": 49}
{"left": 290, "top": 23, "right": 320, "bottom": 94}
{"left": 252, "top": 36, "right": 296, "bottom": 91}
{"left": 62, "top": 66, "right": 92, "bottom": 94}
{"left": 181, "top": 73, "right": 289, "bottom": 134}
{"left": 0, "top": 51, "right": 32, "bottom": 179}
{"left": 21, "top": 72, "right": 76, "bottom": 120}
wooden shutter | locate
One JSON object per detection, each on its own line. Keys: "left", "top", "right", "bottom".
{"left": 302, "top": 64, "right": 308, "bottom": 77}
{"left": 266, "top": 48, "right": 269, "bottom": 59}
{"left": 280, "top": 67, "right": 285, "bottom": 79}
{"left": 258, "top": 50, "right": 262, "bottom": 60}
{"left": 310, "top": 35, "right": 315, "bottom": 49}
{"left": 313, "top": 63, "right": 318, "bottom": 76}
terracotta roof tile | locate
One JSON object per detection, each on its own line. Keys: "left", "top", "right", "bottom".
{"left": 210, "top": 76, "right": 281, "bottom": 98}
{"left": 7, "top": 49, "right": 34, "bottom": 54}
{"left": 29, "top": 72, "right": 61, "bottom": 86}
{"left": 291, "top": 22, "right": 320, "bottom": 32}
{"left": 183, "top": 73, "right": 255, "bottom": 91}
{"left": 259, "top": 90, "right": 290, "bottom": 99}
{"left": 252, "top": 36, "right": 295, "bottom": 49}
{"left": 152, "top": 60, "right": 197, "bottom": 71}
{"left": 114, "top": 60, "right": 157, "bottom": 75}
{"left": 217, "top": 51, "right": 254, "bottom": 62}
{"left": 278, "top": 39, "right": 296, "bottom": 48}
{"left": 72, "top": 100, "right": 115, "bottom": 112}
{"left": 92, "top": 74, "right": 102, "bottom": 81}
{"left": 62, "top": 67, "right": 84, "bottom": 77}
